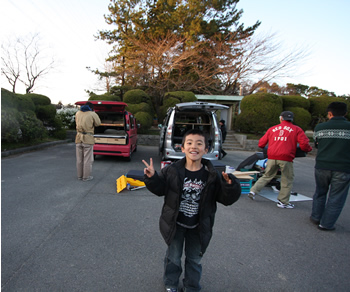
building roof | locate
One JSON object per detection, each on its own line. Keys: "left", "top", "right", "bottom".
{"left": 195, "top": 94, "right": 244, "bottom": 102}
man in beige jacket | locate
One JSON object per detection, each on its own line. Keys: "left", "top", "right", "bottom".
{"left": 75, "top": 102, "right": 101, "bottom": 181}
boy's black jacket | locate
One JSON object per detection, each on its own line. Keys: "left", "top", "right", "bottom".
{"left": 144, "top": 157, "right": 241, "bottom": 254}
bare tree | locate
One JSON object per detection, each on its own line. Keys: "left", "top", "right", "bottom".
{"left": 1, "top": 33, "right": 55, "bottom": 94}
{"left": 1, "top": 39, "right": 21, "bottom": 93}
{"left": 220, "top": 33, "right": 310, "bottom": 95}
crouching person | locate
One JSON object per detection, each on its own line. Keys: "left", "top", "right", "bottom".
{"left": 142, "top": 129, "right": 241, "bottom": 292}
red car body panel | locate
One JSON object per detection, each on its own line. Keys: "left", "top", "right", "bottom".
{"left": 75, "top": 101, "right": 137, "bottom": 159}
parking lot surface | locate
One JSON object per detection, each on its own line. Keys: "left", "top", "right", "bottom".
{"left": 2, "top": 143, "right": 350, "bottom": 291}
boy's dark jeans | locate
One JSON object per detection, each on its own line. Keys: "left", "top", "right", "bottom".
{"left": 311, "top": 168, "right": 350, "bottom": 229}
{"left": 164, "top": 225, "right": 202, "bottom": 292}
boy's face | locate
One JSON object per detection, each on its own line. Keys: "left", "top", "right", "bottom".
{"left": 181, "top": 134, "right": 208, "bottom": 161}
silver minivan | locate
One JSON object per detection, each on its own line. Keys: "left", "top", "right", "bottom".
{"left": 159, "top": 102, "right": 228, "bottom": 161}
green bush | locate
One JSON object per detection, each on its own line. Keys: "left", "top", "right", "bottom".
{"left": 164, "top": 91, "right": 197, "bottom": 103}
{"left": 17, "top": 94, "right": 36, "bottom": 113}
{"left": 281, "top": 95, "right": 310, "bottom": 110}
{"left": 36, "top": 104, "right": 57, "bottom": 123}
{"left": 1, "top": 108, "right": 21, "bottom": 143}
{"left": 235, "top": 93, "right": 283, "bottom": 133}
{"left": 158, "top": 97, "right": 180, "bottom": 123}
{"left": 48, "top": 116, "right": 67, "bottom": 139}
{"left": 1, "top": 88, "right": 19, "bottom": 109}
{"left": 124, "top": 89, "right": 151, "bottom": 104}
{"left": 126, "top": 102, "right": 152, "bottom": 114}
{"left": 309, "top": 96, "right": 349, "bottom": 128}
{"left": 17, "top": 112, "right": 47, "bottom": 142}
{"left": 27, "top": 93, "right": 51, "bottom": 106}
{"left": 89, "top": 93, "right": 121, "bottom": 101}
{"left": 284, "top": 107, "right": 312, "bottom": 131}
{"left": 135, "top": 111, "right": 153, "bottom": 134}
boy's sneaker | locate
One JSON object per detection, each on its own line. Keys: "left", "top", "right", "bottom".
{"left": 166, "top": 288, "right": 178, "bottom": 292}
{"left": 247, "top": 192, "right": 255, "bottom": 200}
{"left": 83, "top": 176, "right": 93, "bottom": 182}
{"left": 277, "top": 200, "right": 294, "bottom": 209}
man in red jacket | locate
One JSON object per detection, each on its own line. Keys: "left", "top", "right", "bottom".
{"left": 248, "top": 111, "right": 312, "bottom": 208}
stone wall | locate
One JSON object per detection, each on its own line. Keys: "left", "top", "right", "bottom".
{"left": 233, "top": 134, "right": 259, "bottom": 151}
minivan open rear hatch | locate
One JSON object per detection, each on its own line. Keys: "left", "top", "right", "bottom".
{"left": 176, "top": 102, "right": 228, "bottom": 111}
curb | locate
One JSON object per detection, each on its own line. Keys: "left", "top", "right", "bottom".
{"left": 1, "top": 139, "right": 72, "bottom": 158}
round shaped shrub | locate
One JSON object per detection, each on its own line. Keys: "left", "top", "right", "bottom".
{"left": 236, "top": 93, "right": 283, "bottom": 133}
{"left": 18, "top": 112, "right": 47, "bottom": 141}
{"left": 309, "top": 96, "right": 346, "bottom": 118}
{"left": 284, "top": 107, "right": 312, "bottom": 131}
{"left": 17, "top": 94, "right": 36, "bottom": 113}
{"left": 89, "top": 93, "right": 121, "bottom": 101}
{"left": 240, "top": 92, "right": 283, "bottom": 112}
{"left": 26, "top": 93, "right": 51, "bottom": 106}
{"left": 124, "top": 89, "right": 151, "bottom": 104}
{"left": 1, "top": 108, "right": 20, "bottom": 143}
{"left": 135, "top": 111, "right": 153, "bottom": 134}
{"left": 281, "top": 95, "right": 310, "bottom": 110}
{"left": 1, "top": 88, "right": 19, "bottom": 109}
{"left": 164, "top": 91, "right": 197, "bottom": 103}
{"left": 126, "top": 102, "right": 152, "bottom": 114}
{"left": 36, "top": 104, "right": 56, "bottom": 123}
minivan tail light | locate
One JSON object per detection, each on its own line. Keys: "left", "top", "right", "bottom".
{"left": 166, "top": 125, "right": 173, "bottom": 139}
{"left": 215, "top": 130, "right": 220, "bottom": 142}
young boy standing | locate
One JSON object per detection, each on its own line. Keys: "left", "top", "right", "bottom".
{"left": 142, "top": 129, "right": 241, "bottom": 292}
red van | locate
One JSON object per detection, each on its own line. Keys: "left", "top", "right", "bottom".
{"left": 75, "top": 101, "right": 138, "bottom": 160}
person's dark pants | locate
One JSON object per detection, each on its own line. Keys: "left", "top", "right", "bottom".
{"left": 311, "top": 169, "right": 350, "bottom": 229}
{"left": 164, "top": 225, "right": 202, "bottom": 292}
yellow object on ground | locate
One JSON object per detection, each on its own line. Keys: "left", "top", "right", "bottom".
{"left": 126, "top": 177, "right": 145, "bottom": 187}
{"left": 116, "top": 175, "right": 146, "bottom": 193}
{"left": 116, "top": 175, "right": 127, "bottom": 193}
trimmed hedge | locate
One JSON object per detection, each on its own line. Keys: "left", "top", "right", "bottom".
{"left": 1, "top": 108, "right": 21, "bottom": 143}
{"left": 124, "top": 89, "right": 152, "bottom": 104}
{"left": 135, "top": 111, "right": 153, "bottom": 134}
{"left": 236, "top": 93, "right": 283, "bottom": 133}
{"left": 88, "top": 93, "right": 121, "bottom": 101}
{"left": 26, "top": 93, "right": 51, "bottom": 106}
{"left": 309, "top": 96, "right": 350, "bottom": 128}
{"left": 1, "top": 88, "right": 19, "bottom": 109}
{"left": 164, "top": 91, "right": 197, "bottom": 103}
{"left": 126, "top": 102, "right": 152, "bottom": 114}
{"left": 281, "top": 95, "right": 310, "bottom": 110}
{"left": 284, "top": 106, "right": 312, "bottom": 131}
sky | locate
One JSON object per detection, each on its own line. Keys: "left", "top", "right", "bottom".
{"left": 1, "top": 0, "right": 349, "bottom": 105}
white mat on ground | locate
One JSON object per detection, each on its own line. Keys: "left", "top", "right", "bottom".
{"left": 257, "top": 188, "right": 313, "bottom": 202}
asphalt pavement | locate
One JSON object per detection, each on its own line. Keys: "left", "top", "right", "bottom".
{"left": 1, "top": 143, "right": 350, "bottom": 291}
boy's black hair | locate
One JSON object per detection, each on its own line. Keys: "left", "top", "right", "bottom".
{"left": 327, "top": 102, "right": 347, "bottom": 117}
{"left": 182, "top": 129, "right": 209, "bottom": 149}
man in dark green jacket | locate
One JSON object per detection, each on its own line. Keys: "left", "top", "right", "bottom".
{"left": 311, "top": 102, "right": 350, "bottom": 231}
{"left": 143, "top": 129, "right": 241, "bottom": 292}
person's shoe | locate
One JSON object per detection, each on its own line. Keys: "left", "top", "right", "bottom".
{"left": 222, "top": 151, "right": 227, "bottom": 158}
{"left": 78, "top": 177, "right": 83, "bottom": 180}
{"left": 83, "top": 176, "right": 93, "bottom": 182}
{"left": 165, "top": 288, "right": 178, "bottom": 292}
{"left": 318, "top": 224, "right": 336, "bottom": 231}
{"left": 247, "top": 192, "right": 255, "bottom": 200}
{"left": 309, "top": 216, "right": 320, "bottom": 225}
{"left": 277, "top": 200, "right": 294, "bottom": 209}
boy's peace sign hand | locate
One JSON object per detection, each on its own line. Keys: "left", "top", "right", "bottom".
{"left": 222, "top": 172, "right": 232, "bottom": 184}
{"left": 142, "top": 158, "right": 155, "bottom": 178}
